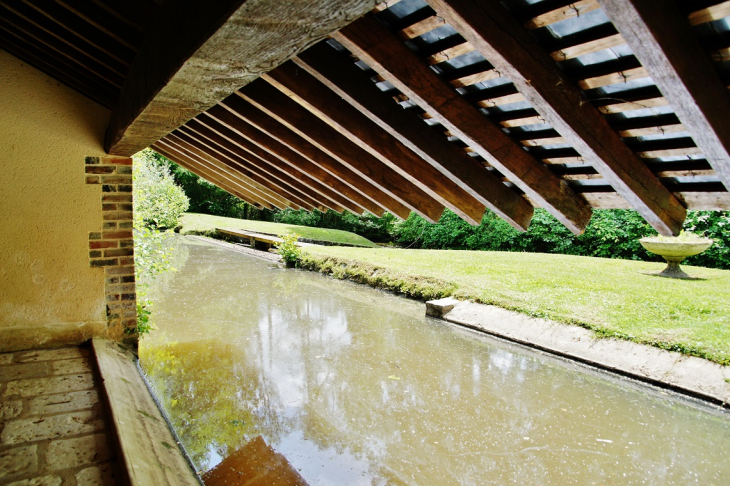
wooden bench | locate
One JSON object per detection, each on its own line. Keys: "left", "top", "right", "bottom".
{"left": 216, "top": 227, "right": 293, "bottom": 251}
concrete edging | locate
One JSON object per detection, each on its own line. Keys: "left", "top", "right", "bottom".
{"left": 426, "top": 298, "right": 730, "bottom": 407}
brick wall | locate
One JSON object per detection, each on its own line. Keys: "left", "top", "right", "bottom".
{"left": 84, "top": 156, "right": 137, "bottom": 344}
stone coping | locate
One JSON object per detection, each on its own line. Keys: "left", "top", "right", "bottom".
{"left": 92, "top": 339, "right": 201, "bottom": 485}
{"left": 427, "top": 298, "right": 730, "bottom": 407}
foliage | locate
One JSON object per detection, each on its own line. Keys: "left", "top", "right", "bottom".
{"left": 303, "top": 245, "right": 730, "bottom": 364}
{"left": 273, "top": 208, "right": 396, "bottom": 243}
{"left": 393, "top": 208, "right": 730, "bottom": 269}
{"left": 131, "top": 150, "right": 190, "bottom": 336}
{"left": 275, "top": 233, "right": 301, "bottom": 266}
{"left": 133, "top": 150, "right": 190, "bottom": 230}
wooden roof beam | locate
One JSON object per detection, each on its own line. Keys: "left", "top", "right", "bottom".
{"left": 203, "top": 106, "right": 382, "bottom": 217}
{"left": 157, "top": 135, "right": 297, "bottom": 210}
{"left": 263, "top": 61, "right": 487, "bottom": 225}
{"left": 104, "top": 0, "right": 382, "bottom": 156}
{"left": 153, "top": 141, "right": 282, "bottom": 209}
{"left": 294, "top": 42, "right": 534, "bottom": 230}
{"left": 600, "top": 0, "right": 730, "bottom": 192}
{"left": 334, "top": 14, "right": 592, "bottom": 234}
{"left": 219, "top": 96, "right": 408, "bottom": 218}
{"left": 172, "top": 129, "right": 329, "bottom": 212}
{"left": 185, "top": 117, "right": 364, "bottom": 215}
{"left": 162, "top": 133, "right": 304, "bottom": 210}
{"left": 426, "top": 0, "right": 686, "bottom": 235}
{"left": 237, "top": 80, "right": 446, "bottom": 222}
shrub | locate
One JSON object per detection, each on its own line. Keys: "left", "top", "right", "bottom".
{"left": 133, "top": 149, "right": 189, "bottom": 230}
{"left": 276, "top": 233, "right": 301, "bottom": 266}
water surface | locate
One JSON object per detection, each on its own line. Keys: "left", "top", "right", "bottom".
{"left": 140, "top": 236, "right": 730, "bottom": 485}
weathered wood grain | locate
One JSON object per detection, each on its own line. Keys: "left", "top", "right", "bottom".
{"left": 600, "top": 0, "right": 730, "bottom": 191}
{"left": 264, "top": 61, "right": 488, "bottom": 225}
{"left": 239, "top": 80, "right": 446, "bottom": 222}
{"left": 295, "top": 43, "right": 534, "bottom": 230}
{"left": 426, "top": 0, "right": 686, "bottom": 235}
{"left": 335, "top": 14, "right": 593, "bottom": 234}
{"left": 105, "top": 0, "right": 380, "bottom": 155}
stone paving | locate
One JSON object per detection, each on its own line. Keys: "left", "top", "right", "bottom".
{"left": 0, "top": 346, "right": 119, "bottom": 485}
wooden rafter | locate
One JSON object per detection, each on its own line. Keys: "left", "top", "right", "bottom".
{"left": 600, "top": 0, "right": 730, "bottom": 192}
{"left": 218, "top": 97, "right": 413, "bottom": 218}
{"left": 263, "top": 60, "right": 488, "bottom": 225}
{"left": 238, "top": 80, "right": 446, "bottom": 222}
{"left": 104, "top": 0, "right": 381, "bottom": 156}
{"left": 202, "top": 106, "right": 382, "bottom": 217}
{"left": 294, "top": 42, "right": 534, "bottom": 230}
{"left": 172, "top": 128, "right": 329, "bottom": 212}
{"left": 169, "top": 129, "right": 317, "bottom": 211}
{"left": 425, "top": 0, "right": 686, "bottom": 235}
{"left": 153, "top": 140, "right": 288, "bottom": 209}
{"left": 334, "top": 14, "right": 593, "bottom": 234}
{"left": 186, "top": 117, "right": 364, "bottom": 215}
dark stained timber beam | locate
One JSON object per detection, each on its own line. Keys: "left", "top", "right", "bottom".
{"left": 203, "top": 106, "right": 382, "bottom": 217}
{"left": 162, "top": 134, "right": 302, "bottom": 210}
{"left": 294, "top": 43, "right": 534, "bottom": 230}
{"left": 219, "top": 96, "right": 411, "bottom": 218}
{"left": 238, "top": 80, "right": 446, "bottom": 222}
{"left": 152, "top": 141, "right": 281, "bottom": 209}
{"left": 263, "top": 61, "right": 487, "bottom": 225}
{"left": 156, "top": 136, "right": 295, "bottom": 210}
{"left": 334, "top": 15, "right": 591, "bottom": 234}
{"left": 424, "top": 0, "right": 687, "bottom": 235}
{"left": 172, "top": 128, "right": 327, "bottom": 212}
{"left": 186, "top": 117, "right": 364, "bottom": 215}
{"left": 599, "top": 0, "right": 730, "bottom": 191}
{"left": 104, "top": 0, "right": 381, "bottom": 156}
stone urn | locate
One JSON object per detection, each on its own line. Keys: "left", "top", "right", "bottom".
{"left": 639, "top": 236, "right": 713, "bottom": 279}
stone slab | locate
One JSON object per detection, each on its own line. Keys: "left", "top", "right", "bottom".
{"left": 0, "top": 353, "right": 14, "bottom": 365}
{"left": 0, "top": 445, "right": 37, "bottom": 481}
{"left": 439, "top": 301, "right": 730, "bottom": 405}
{"left": 0, "top": 323, "right": 106, "bottom": 354}
{"left": 0, "top": 363, "right": 49, "bottom": 382}
{"left": 75, "top": 464, "right": 115, "bottom": 485}
{"left": 16, "top": 348, "right": 87, "bottom": 363}
{"left": 7, "top": 476, "right": 62, "bottom": 486}
{"left": 92, "top": 338, "right": 199, "bottom": 485}
{"left": 0, "top": 401, "right": 23, "bottom": 421}
{"left": 4, "top": 374, "right": 94, "bottom": 398}
{"left": 29, "top": 390, "right": 99, "bottom": 416}
{"left": 1, "top": 411, "right": 104, "bottom": 445}
{"left": 51, "top": 358, "right": 92, "bottom": 375}
{"left": 425, "top": 297, "right": 459, "bottom": 318}
{"left": 46, "top": 433, "right": 110, "bottom": 471}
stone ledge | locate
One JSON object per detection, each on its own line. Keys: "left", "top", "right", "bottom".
{"left": 92, "top": 339, "right": 200, "bottom": 485}
{"left": 0, "top": 323, "right": 107, "bottom": 354}
{"left": 426, "top": 299, "right": 730, "bottom": 406}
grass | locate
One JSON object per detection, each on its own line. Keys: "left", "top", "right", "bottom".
{"left": 177, "top": 213, "right": 378, "bottom": 248}
{"left": 299, "top": 246, "right": 730, "bottom": 365}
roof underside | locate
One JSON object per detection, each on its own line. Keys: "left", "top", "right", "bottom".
{"left": 3, "top": 0, "right": 730, "bottom": 234}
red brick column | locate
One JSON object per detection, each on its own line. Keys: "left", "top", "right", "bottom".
{"left": 84, "top": 155, "right": 137, "bottom": 344}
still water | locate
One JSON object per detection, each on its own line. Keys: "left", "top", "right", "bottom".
{"left": 140, "top": 236, "right": 730, "bottom": 485}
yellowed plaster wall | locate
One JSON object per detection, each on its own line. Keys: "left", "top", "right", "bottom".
{"left": 0, "top": 50, "right": 112, "bottom": 349}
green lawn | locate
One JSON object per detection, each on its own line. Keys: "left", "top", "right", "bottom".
{"left": 300, "top": 246, "right": 730, "bottom": 365}
{"left": 178, "top": 213, "right": 378, "bottom": 248}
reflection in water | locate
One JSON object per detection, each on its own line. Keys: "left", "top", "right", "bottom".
{"left": 140, "top": 236, "right": 730, "bottom": 485}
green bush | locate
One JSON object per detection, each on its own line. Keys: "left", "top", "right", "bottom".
{"left": 133, "top": 150, "right": 189, "bottom": 230}
{"left": 276, "top": 233, "right": 301, "bottom": 266}
{"left": 393, "top": 208, "right": 730, "bottom": 269}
